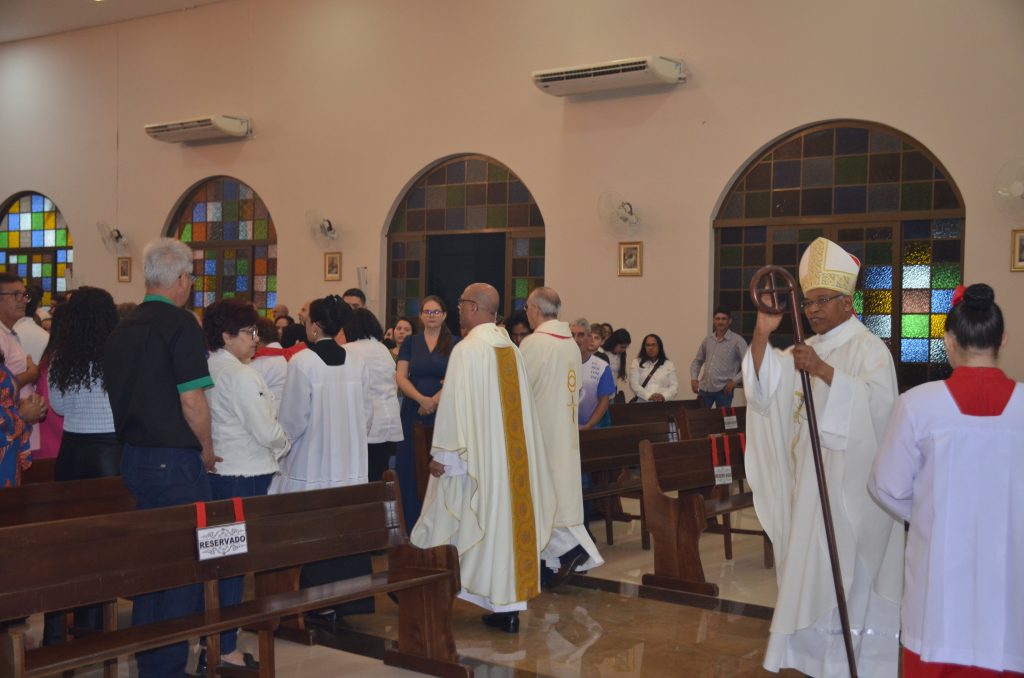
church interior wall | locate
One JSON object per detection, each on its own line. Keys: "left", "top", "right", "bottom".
{"left": 1, "top": 0, "right": 1022, "bottom": 378}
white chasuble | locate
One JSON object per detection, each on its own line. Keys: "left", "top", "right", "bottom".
{"left": 410, "top": 323, "right": 556, "bottom": 611}
{"left": 519, "top": 320, "right": 603, "bottom": 571}
{"left": 742, "top": 317, "right": 904, "bottom": 678}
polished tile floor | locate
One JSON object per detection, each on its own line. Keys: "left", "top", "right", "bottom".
{"left": 26, "top": 501, "right": 792, "bottom": 677}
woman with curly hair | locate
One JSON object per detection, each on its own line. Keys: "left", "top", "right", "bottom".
{"left": 47, "top": 286, "right": 121, "bottom": 480}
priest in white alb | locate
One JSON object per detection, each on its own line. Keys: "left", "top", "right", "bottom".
{"left": 410, "top": 283, "right": 555, "bottom": 634}
{"left": 519, "top": 286, "right": 603, "bottom": 587}
{"left": 742, "top": 237, "right": 905, "bottom": 677}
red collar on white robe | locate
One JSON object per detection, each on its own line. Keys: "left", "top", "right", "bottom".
{"left": 944, "top": 366, "right": 1014, "bottom": 416}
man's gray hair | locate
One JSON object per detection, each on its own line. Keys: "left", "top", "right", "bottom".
{"left": 144, "top": 238, "right": 193, "bottom": 288}
{"left": 570, "top": 317, "right": 589, "bottom": 330}
{"left": 528, "top": 287, "right": 560, "bottom": 318}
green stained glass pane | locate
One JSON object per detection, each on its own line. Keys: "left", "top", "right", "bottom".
{"left": 237, "top": 259, "right": 249, "bottom": 275}
{"left": 267, "top": 275, "right": 277, "bottom": 292}
{"left": 930, "top": 314, "right": 946, "bottom": 338}
{"left": 835, "top": 156, "right": 868, "bottom": 185}
{"left": 222, "top": 201, "right": 239, "bottom": 220}
{"left": 486, "top": 206, "right": 507, "bottom": 228}
{"left": 902, "top": 314, "right": 929, "bottom": 338}
{"left": 745, "top": 191, "right": 770, "bottom": 218}
{"left": 223, "top": 291, "right": 235, "bottom": 299}
{"left": 529, "top": 238, "right": 544, "bottom": 257}
{"left": 254, "top": 220, "right": 268, "bottom": 240}
{"left": 853, "top": 290, "right": 863, "bottom": 314}
{"left": 799, "top": 228, "right": 825, "bottom": 243}
{"left": 181, "top": 224, "right": 192, "bottom": 243}
{"left": 865, "top": 242, "right": 892, "bottom": 265}
{"left": 901, "top": 183, "right": 932, "bottom": 211}
{"left": 446, "top": 186, "right": 465, "bottom": 207}
{"left": 42, "top": 264, "right": 52, "bottom": 277}
{"left": 406, "top": 240, "right": 421, "bottom": 258}
{"left": 0, "top": 233, "right": 7, "bottom": 248}
{"left": 931, "top": 264, "right": 961, "bottom": 289}
{"left": 903, "top": 241, "right": 931, "bottom": 265}
{"left": 721, "top": 246, "right": 742, "bottom": 267}
{"left": 514, "top": 278, "right": 528, "bottom": 298}
{"left": 487, "top": 164, "right": 509, "bottom": 182}
{"left": 863, "top": 290, "right": 892, "bottom": 314}
{"left": 391, "top": 211, "right": 406, "bottom": 233}
{"left": 406, "top": 279, "right": 420, "bottom": 297}
{"left": 31, "top": 213, "right": 43, "bottom": 230}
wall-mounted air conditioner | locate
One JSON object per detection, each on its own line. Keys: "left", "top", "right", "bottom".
{"left": 532, "top": 56, "right": 687, "bottom": 97}
{"left": 145, "top": 115, "right": 252, "bottom": 143}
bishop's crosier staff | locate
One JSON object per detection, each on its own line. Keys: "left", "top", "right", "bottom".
{"left": 749, "top": 265, "right": 857, "bottom": 678}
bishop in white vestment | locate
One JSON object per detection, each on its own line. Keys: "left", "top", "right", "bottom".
{"left": 519, "top": 287, "right": 603, "bottom": 582}
{"left": 411, "top": 284, "right": 555, "bottom": 630}
{"left": 742, "top": 237, "right": 905, "bottom": 677}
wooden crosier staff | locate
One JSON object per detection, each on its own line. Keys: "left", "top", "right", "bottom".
{"left": 749, "top": 265, "right": 858, "bottom": 678}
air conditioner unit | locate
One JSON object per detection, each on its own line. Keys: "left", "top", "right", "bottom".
{"left": 532, "top": 56, "right": 687, "bottom": 97}
{"left": 144, "top": 115, "right": 252, "bottom": 143}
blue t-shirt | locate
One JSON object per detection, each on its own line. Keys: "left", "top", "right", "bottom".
{"left": 579, "top": 355, "right": 615, "bottom": 428}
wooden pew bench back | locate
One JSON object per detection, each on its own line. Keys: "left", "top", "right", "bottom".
{"left": 607, "top": 399, "right": 701, "bottom": 427}
{"left": 678, "top": 406, "right": 747, "bottom": 440}
{"left": 0, "top": 476, "right": 134, "bottom": 529}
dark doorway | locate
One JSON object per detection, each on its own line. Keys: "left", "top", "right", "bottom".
{"left": 426, "top": 233, "right": 506, "bottom": 335}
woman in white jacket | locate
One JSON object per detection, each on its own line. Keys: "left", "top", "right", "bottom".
{"left": 628, "top": 334, "right": 678, "bottom": 402}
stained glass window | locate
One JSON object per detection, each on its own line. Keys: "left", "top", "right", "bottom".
{"left": 0, "top": 192, "right": 75, "bottom": 307}
{"left": 168, "top": 177, "right": 277, "bottom": 319}
{"left": 714, "top": 122, "right": 964, "bottom": 391}
{"left": 386, "top": 155, "right": 545, "bottom": 325}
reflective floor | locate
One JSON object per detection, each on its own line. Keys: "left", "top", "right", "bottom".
{"left": 26, "top": 501, "right": 792, "bottom": 677}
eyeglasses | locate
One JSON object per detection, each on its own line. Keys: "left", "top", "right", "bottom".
{"left": 181, "top": 272, "right": 198, "bottom": 284}
{"left": 800, "top": 293, "right": 845, "bottom": 310}
{"left": 422, "top": 309, "right": 444, "bottom": 317}
{"left": 0, "top": 291, "right": 30, "bottom": 301}
{"left": 456, "top": 298, "right": 478, "bottom": 309}
{"left": 239, "top": 326, "right": 258, "bottom": 340}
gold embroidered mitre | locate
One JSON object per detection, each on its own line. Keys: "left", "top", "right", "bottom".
{"left": 798, "top": 237, "right": 861, "bottom": 296}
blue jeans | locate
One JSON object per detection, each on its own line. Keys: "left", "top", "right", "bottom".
{"left": 121, "top": 445, "right": 211, "bottom": 678}
{"left": 699, "top": 389, "right": 734, "bottom": 408}
{"left": 207, "top": 473, "right": 273, "bottom": 655}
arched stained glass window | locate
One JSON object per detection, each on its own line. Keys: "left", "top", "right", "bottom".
{"left": 0, "top": 192, "right": 74, "bottom": 307}
{"left": 713, "top": 121, "right": 965, "bottom": 391}
{"left": 168, "top": 176, "right": 277, "bottom": 319}
{"left": 386, "top": 155, "right": 545, "bottom": 326}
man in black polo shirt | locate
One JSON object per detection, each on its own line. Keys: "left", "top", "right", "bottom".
{"left": 104, "top": 237, "right": 219, "bottom": 678}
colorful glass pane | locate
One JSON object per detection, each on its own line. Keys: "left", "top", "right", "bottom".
{"left": 0, "top": 192, "right": 75, "bottom": 307}
{"left": 929, "top": 314, "right": 946, "bottom": 339}
{"left": 902, "top": 314, "right": 929, "bottom": 338}
{"left": 901, "top": 339, "right": 929, "bottom": 362}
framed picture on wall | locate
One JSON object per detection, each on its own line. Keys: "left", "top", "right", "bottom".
{"left": 617, "top": 241, "right": 643, "bottom": 276}
{"left": 324, "top": 251, "right": 342, "bottom": 281}
{"left": 117, "top": 257, "right": 131, "bottom": 283}
{"left": 1013, "top": 230, "right": 1024, "bottom": 272}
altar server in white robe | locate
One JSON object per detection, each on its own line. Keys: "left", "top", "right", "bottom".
{"left": 519, "top": 286, "right": 603, "bottom": 586}
{"left": 742, "top": 237, "right": 904, "bottom": 677}
{"left": 411, "top": 283, "right": 555, "bottom": 634}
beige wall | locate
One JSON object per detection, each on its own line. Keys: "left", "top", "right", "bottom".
{"left": 1, "top": 0, "right": 1022, "bottom": 377}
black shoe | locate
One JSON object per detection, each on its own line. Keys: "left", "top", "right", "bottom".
{"left": 481, "top": 611, "right": 520, "bottom": 633}
{"left": 548, "top": 548, "right": 589, "bottom": 590}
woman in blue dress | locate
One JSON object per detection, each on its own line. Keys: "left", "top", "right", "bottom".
{"left": 395, "top": 295, "right": 458, "bottom": 530}
{"left": 0, "top": 352, "right": 39, "bottom": 488}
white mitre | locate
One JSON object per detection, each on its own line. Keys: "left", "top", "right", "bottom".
{"left": 798, "top": 237, "right": 861, "bottom": 296}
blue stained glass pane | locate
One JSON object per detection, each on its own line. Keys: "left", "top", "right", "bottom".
{"left": 31, "top": 195, "right": 43, "bottom": 211}
{"left": 223, "top": 222, "right": 238, "bottom": 240}
{"left": 931, "top": 289, "right": 954, "bottom": 312}
{"left": 222, "top": 181, "right": 239, "bottom": 200}
{"left": 929, "top": 339, "right": 947, "bottom": 363}
{"left": 407, "top": 298, "right": 420, "bottom": 315}
{"left": 407, "top": 187, "right": 425, "bottom": 209}
{"left": 901, "top": 338, "right": 928, "bottom": 362}
{"left": 902, "top": 265, "right": 930, "bottom": 289}
{"left": 266, "top": 292, "right": 277, "bottom": 308}
{"left": 194, "top": 292, "right": 203, "bottom": 307}
{"left": 932, "top": 219, "right": 962, "bottom": 239}
{"left": 57, "top": 250, "right": 67, "bottom": 263}
{"left": 508, "top": 182, "right": 530, "bottom": 204}
{"left": 31, "top": 231, "right": 44, "bottom": 247}
{"left": 236, "top": 276, "right": 249, "bottom": 292}
{"left": 513, "top": 298, "right": 527, "bottom": 310}
{"left": 193, "top": 203, "right": 205, "bottom": 222}
{"left": 863, "top": 315, "right": 891, "bottom": 338}
{"left": 208, "top": 202, "right": 222, "bottom": 221}
{"left": 744, "top": 226, "right": 767, "bottom": 243}
{"left": 0, "top": 253, "right": 4, "bottom": 264}
{"left": 204, "top": 259, "right": 217, "bottom": 275}
{"left": 864, "top": 266, "right": 892, "bottom": 289}
{"left": 17, "top": 265, "right": 27, "bottom": 277}
{"left": 41, "top": 278, "right": 51, "bottom": 291}
{"left": 902, "top": 220, "right": 931, "bottom": 239}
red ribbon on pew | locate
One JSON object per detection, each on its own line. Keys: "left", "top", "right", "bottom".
{"left": 721, "top": 407, "right": 736, "bottom": 418}
{"left": 709, "top": 434, "right": 731, "bottom": 467}
{"left": 195, "top": 497, "right": 245, "bottom": 529}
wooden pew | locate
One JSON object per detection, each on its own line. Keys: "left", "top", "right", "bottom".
{"left": 639, "top": 435, "right": 772, "bottom": 596}
{"left": 0, "top": 472, "right": 471, "bottom": 678}
{"left": 0, "top": 476, "right": 134, "bottom": 528}
{"left": 20, "top": 458, "right": 56, "bottom": 484}
{"left": 579, "top": 421, "right": 677, "bottom": 549}
{"left": 607, "top": 399, "right": 702, "bottom": 428}
{"left": 678, "top": 406, "right": 746, "bottom": 439}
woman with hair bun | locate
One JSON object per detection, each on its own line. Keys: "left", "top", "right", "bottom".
{"left": 869, "top": 283, "right": 1024, "bottom": 677}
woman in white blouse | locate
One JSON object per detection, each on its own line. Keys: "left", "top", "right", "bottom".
{"left": 628, "top": 334, "right": 679, "bottom": 402}
{"left": 342, "top": 308, "right": 403, "bottom": 482}
{"left": 202, "top": 299, "right": 290, "bottom": 668}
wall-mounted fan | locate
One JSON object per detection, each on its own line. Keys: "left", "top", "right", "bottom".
{"left": 96, "top": 221, "right": 129, "bottom": 255}
{"left": 994, "top": 158, "right": 1024, "bottom": 222}
{"left": 307, "top": 210, "right": 338, "bottom": 249}
{"left": 597, "top": 191, "right": 640, "bottom": 230}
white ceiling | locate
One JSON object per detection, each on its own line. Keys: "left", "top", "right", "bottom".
{"left": 0, "top": 0, "right": 226, "bottom": 45}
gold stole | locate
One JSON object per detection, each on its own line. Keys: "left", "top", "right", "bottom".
{"left": 494, "top": 346, "right": 539, "bottom": 601}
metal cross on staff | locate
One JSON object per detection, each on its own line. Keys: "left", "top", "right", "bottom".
{"left": 749, "top": 265, "right": 858, "bottom": 678}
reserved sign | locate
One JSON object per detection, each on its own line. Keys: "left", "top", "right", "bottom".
{"left": 195, "top": 497, "right": 248, "bottom": 561}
